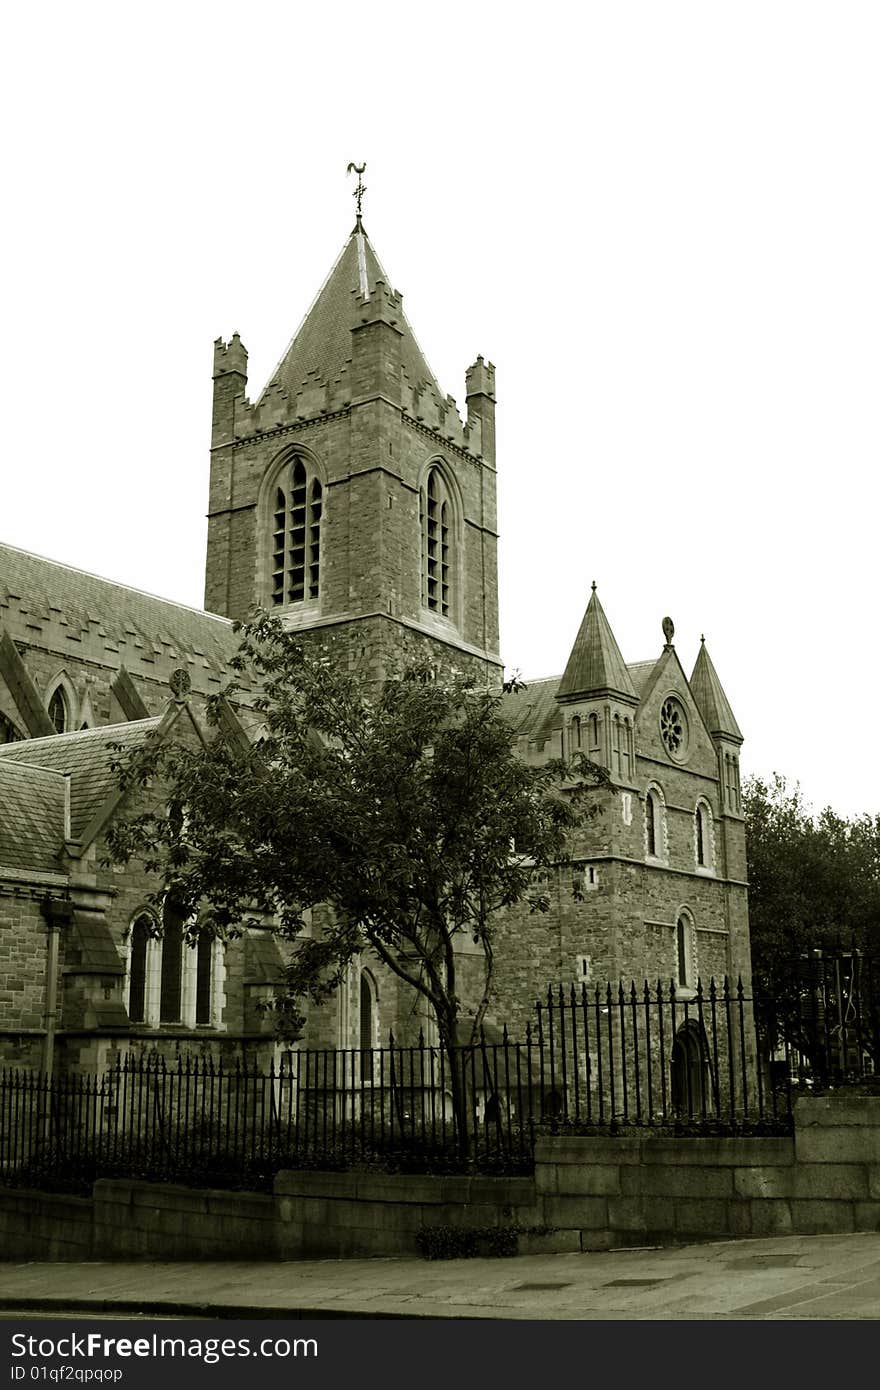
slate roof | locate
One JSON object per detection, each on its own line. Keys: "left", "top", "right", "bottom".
{"left": 557, "top": 589, "right": 638, "bottom": 702}
{"left": 690, "top": 639, "right": 743, "bottom": 741}
{"left": 0, "top": 541, "right": 239, "bottom": 674}
{"left": 626, "top": 660, "right": 659, "bottom": 699}
{"left": 0, "top": 718, "right": 161, "bottom": 840}
{"left": 263, "top": 222, "right": 443, "bottom": 403}
{"left": 0, "top": 760, "right": 67, "bottom": 872}
{"left": 502, "top": 676, "right": 563, "bottom": 741}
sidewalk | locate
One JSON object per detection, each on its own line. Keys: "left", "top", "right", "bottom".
{"left": 1, "top": 1232, "right": 880, "bottom": 1319}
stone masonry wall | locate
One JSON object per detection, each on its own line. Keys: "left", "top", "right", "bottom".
{"left": 535, "top": 1095, "right": 880, "bottom": 1249}
{"left": 2, "top": 1096, "right": 878, "bottom": 1261}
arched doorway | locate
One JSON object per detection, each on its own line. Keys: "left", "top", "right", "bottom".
{"left": 671, "top": 1022, "right": 713, "bottom": 1118}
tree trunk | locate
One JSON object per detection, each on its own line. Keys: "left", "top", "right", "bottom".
{"left": 437, "top": 1015, "right": 471, "bottom": 1164}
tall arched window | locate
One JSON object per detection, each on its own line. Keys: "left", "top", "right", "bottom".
{"left": 694, "top": 800, "right": 714, "bottom": 870}
{"left": 195, "top": 931, "right": 214, "bottom": 1026}
{"left": 159, "top": 900, "right": 185, "bottom": 1023}
{"left": 421, "top": 467, "right": 453, "bottom": 618}
{"left": 127, "top": 914, "right": 151, "bottom": 1024}
{"left": 724, "top": 753, "right": 741, "bottom": 813}
{"left": 360, "top": 969, "right": 377, "bottom": 1056}
{"left": 645, "top": 789, "right": 661, "bottom": 858}
{"left": 674, "top": 909, "right": 696, "bottom": 993}
{"left": 271, "top": 455, "right": 323, "bottom": 606}
{"left": 48, "top": 686, "right": 68, "bottom": 734}
{"left": 612, "top": 716, "right": 633, "bottom": 780}
{"left": 588, "top": 713, "right": 600, "bottom": 757}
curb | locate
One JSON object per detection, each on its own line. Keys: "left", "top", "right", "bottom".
{"left": 0, "top": 1297, "right": 434, "bottom": 1320}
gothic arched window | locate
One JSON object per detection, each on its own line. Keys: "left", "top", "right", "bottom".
{"left": 612, "top": 716, "right": 633, "bottom": 780}
{"left": 695, "top": 800, "right": 714, "bottom": 870}
{"left": 127, "top": 914, "right": 152, "bottom": 1024}
{"left": 724, "top": 753, "right": 741, "bottom": 813}
{"left": 195, "top": 930, "right": 214, "bottom": 1026}
{"left": 421, "top": 467, "right": 454, "bottom": 618}
{"left": 675, "top": 911, "right": 696, "bottom": 992}
{"left": 271, "top": 455, "right": 323, "bottom": 606}
{"left": 48, "top": 686, "right": 68, "bottom": 734}
{"left": 124, "top": 907, "right": 224, "bottom": 1030}
{"left": 360, "top": 971, "right": 375, "bottom": 1052}
{"left": 569, "top": 716, "right": 581, "bottom": 756}
{"left": 159, "top": 902, "right": 185, "bottom": 1023}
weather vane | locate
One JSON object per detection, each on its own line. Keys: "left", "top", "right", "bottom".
{"left": 347, "top": 162, "right": 366, "bottom": 219}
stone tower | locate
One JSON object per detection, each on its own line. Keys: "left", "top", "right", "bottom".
{"left": 204, "top": 219, "right": 501, "bottom": 683}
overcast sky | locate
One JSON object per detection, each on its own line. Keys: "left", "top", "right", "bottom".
{"left": 2, "top": 2, "right": 878, "bottom": 817}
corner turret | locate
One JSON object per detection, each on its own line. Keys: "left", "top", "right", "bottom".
{"left": 690, "top": 636, "right": 744, "bottom": 818}
{"left": 466, "top": 356, "right": 496, "bottom": 466}
{"left": 555, "top": 585, "right": 637, "bottom": 781}
{"left": 211, "top": 333, "right": 249, "bottom": 447}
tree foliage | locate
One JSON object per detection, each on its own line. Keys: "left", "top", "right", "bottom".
{"left": 744, "top": 773, "right": 880, "bottom": 1005}
{"left": 107, "top": 615, "right": 608, "bottom": 1068}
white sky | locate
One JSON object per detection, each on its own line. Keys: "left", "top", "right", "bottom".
{"left": 2, "top": 2, "right": 878, "bottom": 818}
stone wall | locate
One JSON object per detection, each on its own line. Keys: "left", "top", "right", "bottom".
{"left": 536, "top": 1095, "right": 880, "bottom": 1249}
{"left": 274, "top": 1171, "right": 543, "bottom": 1259}
{"left": 1, "top": 1096, "right": 878, "bottom": 1262}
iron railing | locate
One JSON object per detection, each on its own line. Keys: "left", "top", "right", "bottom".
{"left": 0, "top": 1035, "right": 538, "bottom": 1192}
{"left": 1, "top": 958, "right": 876, "bottom": 1194}
{"left": 756, "top": 950, "right": 880, "bottom": 1086}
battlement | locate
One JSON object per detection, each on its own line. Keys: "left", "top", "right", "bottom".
{"left": 466, "top": 355, "right": 496, "bottom": 401}
{"left": 353, "top": 278, "right": 403, "bottom": 328}
{"left": 213, "top": 332, "right": 248, "bottom": 379}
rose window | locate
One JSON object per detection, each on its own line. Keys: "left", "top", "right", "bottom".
{"left": 660, "top": 698, "right": 687, "bottom": 758}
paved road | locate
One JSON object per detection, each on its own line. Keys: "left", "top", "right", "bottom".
{"left": 1, "top": 1232, "right": 880, "bottom": 1319}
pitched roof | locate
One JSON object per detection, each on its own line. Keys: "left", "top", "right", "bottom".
{"left": 0, "top": 718, "right": 161, "bottom": 839}
{"left": 689, "top": 639, "right": 743, "bottom": 741}
{"left": 626, "top": 660, "right": 659, "bottom": 699}
{"left": 0, "top": 760, "right": 67, "bottom": 872}
{"left": 0, "top": 541, "right": 239, "bottom": 677}
{"left": 502, "top": 676, "right": 563, "bottom": 741}
{"left": 557, "top": 588, "right": 637, "bottom": 702}
{"left": 262, "top": 222, "right": 443, "bottom": 403}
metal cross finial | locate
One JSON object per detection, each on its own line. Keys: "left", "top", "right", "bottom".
{"left": 347, "top": 162, "right": 367, "bottom": 220}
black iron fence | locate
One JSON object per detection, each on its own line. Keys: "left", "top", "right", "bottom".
{"left": 1, "top": 958, "right": 877, "bottom": 1194}
{"left": 756, "top": 950, "right": 880, "bottom": 1086}
{"left": 0, "top": 1036, "right": 537, "bottom": 1193}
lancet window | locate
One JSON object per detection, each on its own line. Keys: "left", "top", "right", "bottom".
{"left": 421, "top": 468, "right": 453, "bottom": 618}
{"left": 271, "top": 455, "right": 323, "bottom": 606}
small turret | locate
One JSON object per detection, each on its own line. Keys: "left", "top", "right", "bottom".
{"left": 557, "top": 585, "right": 637, "bottom": 704}
{"left": 466, "top": 356, "right": 496, "bottom": 465}
{"left": 213, "top": 332, "right": 248, "bottom": 380}
{"left": 690, "top": 637, "right": 742, "bottom": 742}
{"left": 211, "top": 334, "right": 248, "bottom": 447}
{"left": 556, "top": 586, "right": 637, "bottom": 783}
{"left": 690, "top": 636, "right": 744, "bottom": 818}
{"left": 351, "top": 279, "right": 404, "bottom": 404}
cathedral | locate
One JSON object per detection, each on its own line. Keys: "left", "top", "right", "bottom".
{"left": 0, "top": 208, "right": 751, "bottom": 1075}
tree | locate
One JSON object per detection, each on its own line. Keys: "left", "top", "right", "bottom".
{"left": 107, "top": 614, "right": 608, "bottom": 1149}
{"left": 743, "top": 774, "right": 880, "bottom": 1056}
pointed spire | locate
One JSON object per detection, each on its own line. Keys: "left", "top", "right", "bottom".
{"left": 260, "top": 222, "right": 442, "bottom": 405}
{"left": 690, "top": 637, "right": 743, "bottom": 741}
{"left": 557, "top": 586, "right": 637, "bottom": 703}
